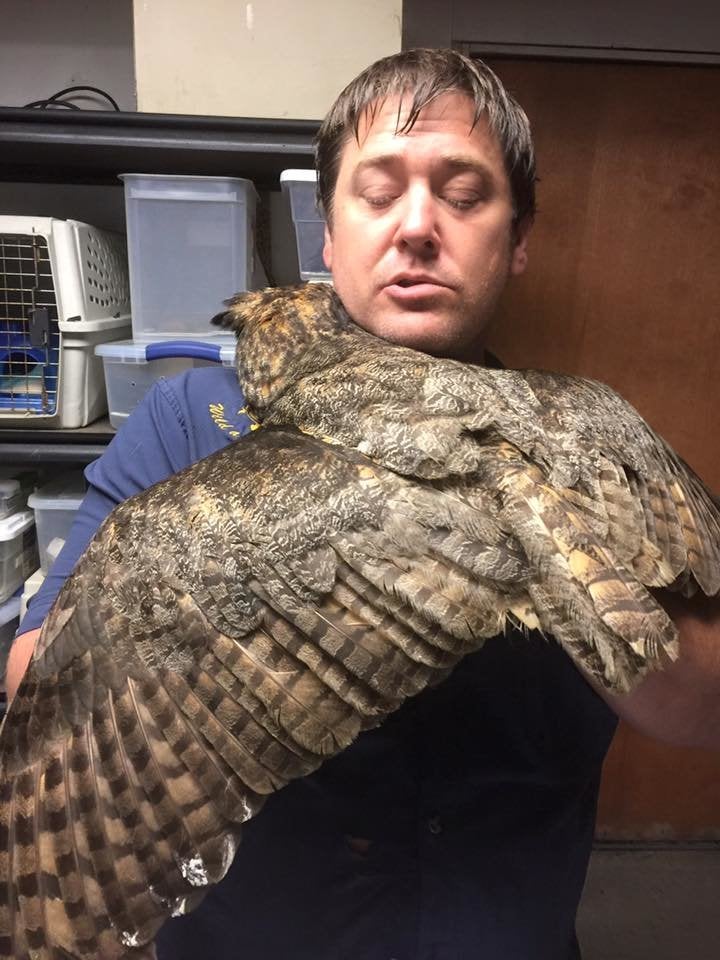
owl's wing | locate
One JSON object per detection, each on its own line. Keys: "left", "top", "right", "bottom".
{"left": 0, "top": 409, "right": 715, "bottom": 959}
{"left": 516, "top": 370, "right": 720, "bottom": 598}
{"left": 0, "top": 428, "right": 525, "bottom": 960}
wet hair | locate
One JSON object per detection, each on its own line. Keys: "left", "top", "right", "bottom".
{"left": 315, "top": 47, "right": 536, "bottom": 229}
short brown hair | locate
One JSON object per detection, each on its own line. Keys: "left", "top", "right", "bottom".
{"left": 315, "top": 48, "right": 536, "bottom": 228}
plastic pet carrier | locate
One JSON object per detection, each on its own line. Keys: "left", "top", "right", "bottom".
{"left": 0, "top": 216, "right": 132, "bottom": 428}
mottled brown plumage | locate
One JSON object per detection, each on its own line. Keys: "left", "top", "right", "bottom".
{"left": 1, "top": 282, "right": 718, "bottom": 958}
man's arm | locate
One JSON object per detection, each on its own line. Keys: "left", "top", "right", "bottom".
{"left": 595, "top": 591, "right": 720, "bottom": 751}
{"left": 5, "top": 628, "right": 40, "bottom": 702}
{"left": 4, "top": 482, "right": 124, "bottom": 703}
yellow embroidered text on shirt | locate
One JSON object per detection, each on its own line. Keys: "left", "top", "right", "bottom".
{"left": 209, "top": 402, "right": 262, "bottom": 438}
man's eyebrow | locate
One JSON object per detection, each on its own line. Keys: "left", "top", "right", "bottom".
{"left": 351, "top": 153, "right": 495, "bottom": 180}
{"left": 440, "top": 155, "right": 496, "bottom": 180}
{"left": 351, "top": 155, "right": 401, "bottom": 177}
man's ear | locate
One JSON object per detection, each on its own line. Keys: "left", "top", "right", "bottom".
{"left": 510, "top": 216, "right": 532, "bottom": 276}
{"left": 322, "top": 223, "right": 333, "bottom": 271}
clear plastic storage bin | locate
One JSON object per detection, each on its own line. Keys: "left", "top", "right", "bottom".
{"left": 0, "top": 480, "right": 22, "bottom": 520}
{"left": 20, "top": 567, "right": 45, "bottom": 622}
{"left": 27, "top": 472, "right": 86, "bottom": 574}
{"left": 120, "top": 174, "right": 259, "bottom": 340}
{"left": 95, "top": 338, "right": 237, "bottom": 430}
{"left": 280, "top": 170, "right": 332, "bottom": 282}
{"left": 0, "top": 589, "right": 22, "bottom": 693}
{"left": 0, "top": 510, "right": 37, "bottom": 603}
{"left": 0, "top": 468, "right": 37, "bottom": 518}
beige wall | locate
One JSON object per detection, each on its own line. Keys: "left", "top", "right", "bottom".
{"left": 1, "top": 0, "right": 135, "bottom": 111}
{"left": 133, "top": 0, "right": 402, "bottom": 119}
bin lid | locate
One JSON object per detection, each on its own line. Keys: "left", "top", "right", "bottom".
{"left": 0, "top": 467, "right": 36, "bottom": 499}
{"left": 94, "top": 338, "right": 236, "bottom": 366}
{"left": 120, "top": 173, "right": 256, "bottom": 186}
{"left": 280, "top": 169, "right": 318, "bottom": 183}
{"left": 23, "top": 567, "right": 45, "bottom": 593}
{"left": 118, "top": 173, "right": 259, "bottom": 204}
{"left": 0, "top": 510, "right": 34, "bottom": 541}
{"left": 0, "top": 478, "right": 19, "bottom": 498}
{"left": 0, "top": 588, "right": 22, "bottom": 627}
{"left": 28, "top": 473, "right": 86, "bottom": 512}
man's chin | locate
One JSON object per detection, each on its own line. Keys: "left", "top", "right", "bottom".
{"left": 359, "top": 309, "right": 480, "bottom": 360}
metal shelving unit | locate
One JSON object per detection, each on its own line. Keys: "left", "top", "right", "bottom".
{"left": 0, "top": 419, "right": 114, "bottom": 463}
{"left": 0, "top": 108, "right": 319, "bottom": 186}
{"left": 0, "top": 108, "right": 320, "bottom": 461}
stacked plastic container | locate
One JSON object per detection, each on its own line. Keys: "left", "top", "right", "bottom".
{"left": 97, "top": 338, "right": 238, "bottom": 430}
{"left": 19, "top": 471, "right": 87, "bottom": 624}
{"left": 0, "top": 471, "right": 38, "bottom": 606}
{"left": 0, "top": 469, "right": 40, "bottom": 699}
{"left": 280, "top": 169, "right": 332, "bottom": 283}
{"left": 27, "top": 472, "right": 86, "bottom": 575}
{"left": 96, "top": 174, "right": 261, "bottom": 429}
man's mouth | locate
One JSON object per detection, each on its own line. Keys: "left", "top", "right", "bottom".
{"left": 385, "top": 276, "right": 450, "bottom": 301}
{"left": 389, "top": 274, "right": 447, "bottom": 288}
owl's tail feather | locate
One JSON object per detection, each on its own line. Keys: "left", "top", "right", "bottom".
{"left": 607, "top": 473, "right": 676, "bottom": 585}
{"left": 0, "top": 745, "right": 179, "bottom": 957}
{"left": 331, "top": 562, "right": 461, "bottom": 672}
{"left": 671, "top": 475, "right": 720, "bottom": 595}
{"left": 190, "top": 638, "right": 325, "bottom": 779}
{"left": 499, "top": 462, "right": 678, "bottom": 692}
{"left": 0, "top": 643, "right": 283, "bottom": 960}
{"left": 254, "top": 530, "right": 492, "bottom": 729}
{"left": 331, "top": 532, "right": 500, "bottom": 652}
{"left": 251, "top": 570, "right": 416, "bottom": 717}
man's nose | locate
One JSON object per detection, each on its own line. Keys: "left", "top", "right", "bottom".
{"left": 394, "top": 184, "right": 439, "bottom": 255}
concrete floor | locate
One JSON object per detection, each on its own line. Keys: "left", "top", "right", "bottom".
{"left": 577, "top": 845, "right": 720, "bottom": 960}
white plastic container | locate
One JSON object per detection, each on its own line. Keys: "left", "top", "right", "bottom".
{"left": 27, "top": 473, "right": 86, "bottom": 574}
{"left": 20, "top": 567, "right": 45, "bottom": 622}
{"left": 280, "top": 169, "right": 332, "bottom": 283}
{"left": 120, "top": 174, "right": 259, "bottom": 340}
{"left": 0, "top": 479, "right": 23, "bottom": 520}
{"left": 0, "top": 467, "right": 36, "bottom": 519}
{"left": 95, "top": 338, "right": 237, "bottom": 430}
{"left": 0, "top": 510, "right": 37, "bottom": 603}
{"left": 0, "top": 216, "right": 131, "bottom": 427}
{"left": 0, "top": 590, "right": 22, "bottom": 691}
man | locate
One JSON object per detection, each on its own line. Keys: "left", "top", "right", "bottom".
{"left": 7, "top": 48, "right": 719, "bottom": 959}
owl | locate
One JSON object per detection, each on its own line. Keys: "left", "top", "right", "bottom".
{"left": 0, "top": 283, "right": 717, "bottom": 958}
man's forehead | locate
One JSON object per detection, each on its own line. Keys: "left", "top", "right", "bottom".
{"left": 353, "top": 89, "right": 479, "bottom": 142}
{"left": 334, "top": 91, "right": 500, "bottom": 177}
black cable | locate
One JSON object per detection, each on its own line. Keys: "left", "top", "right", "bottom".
{"left": 23, "top": 85, "right": 121, "bottom": 111}
{"left": 23, "top": 98, "right": 81, "bottom": 110}
{"left": 46, "top": 86, "right": 121, "bottom": 110}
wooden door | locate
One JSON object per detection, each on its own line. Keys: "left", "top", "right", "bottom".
{"left": 483, "top": 57, "right": 720, "bottom": 840}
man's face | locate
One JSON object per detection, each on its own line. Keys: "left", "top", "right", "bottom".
{"left": 322, "top": 91, "right": 529, "bottom": 361}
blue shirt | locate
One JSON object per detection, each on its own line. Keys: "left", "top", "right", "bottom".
{"left": 20, "top": 366, "right": 617, "bottom": 960}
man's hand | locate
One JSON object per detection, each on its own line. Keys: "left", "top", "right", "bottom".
{"left": 598, "top": 592, "right": 720, "bottom": 751}
{"left": 5, "top": 628, "right": 41, "bottom": 703}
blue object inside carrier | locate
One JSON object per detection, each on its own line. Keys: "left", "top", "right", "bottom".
{"left": 0, "top": 233, "right": 60, "bottom": 414}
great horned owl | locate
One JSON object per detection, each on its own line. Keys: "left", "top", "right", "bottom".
{"left": 0, "top": 283, "right": 717, "bottom": 958}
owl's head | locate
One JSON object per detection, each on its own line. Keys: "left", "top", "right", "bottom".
{"left": 211, "top": 283, "right": 352, "bottom": 415}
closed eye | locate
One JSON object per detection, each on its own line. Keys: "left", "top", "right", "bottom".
{"left": 442, "top": 195, "right": 481, "bottom": 211}
{"left": 363, "top": 193, "right": 398, "bottom": 208}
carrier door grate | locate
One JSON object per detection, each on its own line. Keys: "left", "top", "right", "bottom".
{"left": 0, "top": 233, "right": 60, "bottom": 414}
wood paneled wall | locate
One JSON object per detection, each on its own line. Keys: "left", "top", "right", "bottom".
{"left": 484, "top": 58, "right": 720, "bottom": 839}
